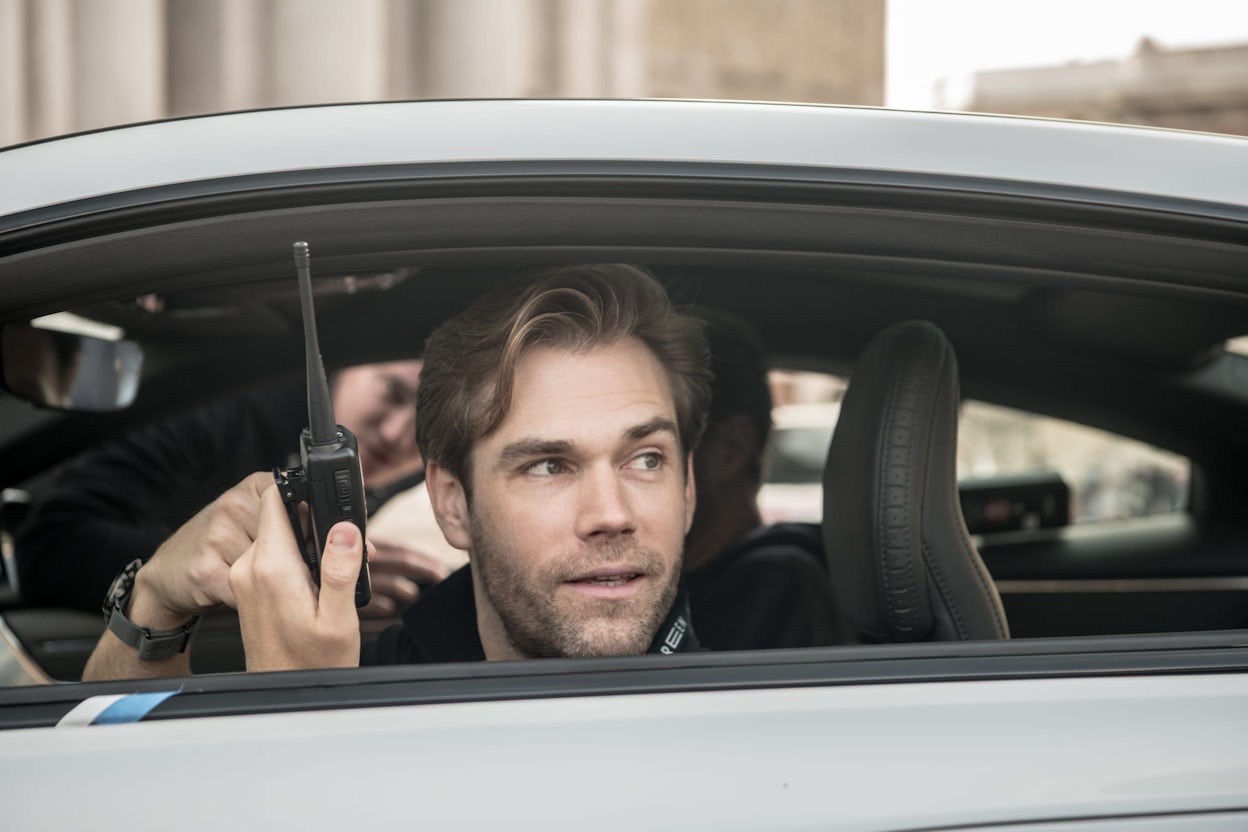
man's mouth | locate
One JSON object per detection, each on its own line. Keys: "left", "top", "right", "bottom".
{"left": 565, "top": 568, "right": 647, "bottom": 598}
{"left": 575, "top": 573, "right": 639, "bottom": 587}
{"left": 360, "top": 445, "right": 399, "bottom": 479}
{"left": 363, "top": 445, "right": 393, "bottom": 466}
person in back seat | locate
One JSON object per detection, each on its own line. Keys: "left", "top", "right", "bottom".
{"left": 683, "top": 310, "right": 844, "bottom": 650}
{"left": 17, "top": 361, "right": 452, "bottom": 620}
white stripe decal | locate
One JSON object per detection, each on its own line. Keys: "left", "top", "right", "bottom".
{"left": 57, "top": 694, "right": 128, "bottom": 727}
{"left": 57, "top": 691, "right": 179, "bottom": 727}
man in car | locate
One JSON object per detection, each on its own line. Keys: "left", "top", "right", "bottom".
{"left": 18, "top": 360, "right": 449, "bottom": 621}
{"left": 683, "top": 309, "right": 843, "bottom": 650}
{"left": 83, "top": 264, "right": 711, "bottom": 679}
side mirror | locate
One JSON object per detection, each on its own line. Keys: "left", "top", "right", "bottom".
{"left": 0, "top": 324, "right": 144, "bottom": 412}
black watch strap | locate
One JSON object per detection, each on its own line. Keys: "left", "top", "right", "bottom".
{"left": 103, "top": 558, "right": 201, "bottom": 661}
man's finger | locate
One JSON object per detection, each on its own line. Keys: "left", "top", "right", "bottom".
{"left": 255, "top": 484, "right": 302, "bottom": 554}
{"left": 368, "top": 572, "right": 421, "bottom": 606}
{"left": 318, "top": 521, "right": 364, "bottom": 627}
{"left": 240, "top": 485, "right": 317, "bottom": 603}
{"left": 242, "top": 470, "right": 277, "bottom": 499}
{"left": 235, "top": 471, "right": 279, "bottom": 542}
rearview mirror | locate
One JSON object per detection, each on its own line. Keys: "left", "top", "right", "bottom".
{"left": 1, "top": 324, "right": 143, "bottom": 412}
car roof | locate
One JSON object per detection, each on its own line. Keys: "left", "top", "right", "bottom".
{"left": 4, "top": 99, "right": 1248, "bottom": 220}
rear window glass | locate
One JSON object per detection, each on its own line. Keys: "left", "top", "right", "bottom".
{"left": 761, "top": 371, "right": 1190, "bottom": 527}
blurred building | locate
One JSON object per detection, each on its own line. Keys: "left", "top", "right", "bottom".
{"left": 952, "top": 37, "right": 1248, "bottom": 136}
{"left": 641, "top": 0, "right": 883, "bottom": 105}
{"left": 0, "top": 0, "right": 884, "bottom": 146}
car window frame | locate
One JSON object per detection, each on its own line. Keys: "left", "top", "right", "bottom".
{"left": 2, "top": 151, "right": 1247, "bottom": 717}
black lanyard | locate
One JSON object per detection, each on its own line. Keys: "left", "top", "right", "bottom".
{"left": 648, "top": 586, "right": 701, "bottom": 654}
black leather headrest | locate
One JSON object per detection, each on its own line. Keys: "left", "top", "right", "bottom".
{"left": 822, "top": 321, "right": 1009, "bottom": 642}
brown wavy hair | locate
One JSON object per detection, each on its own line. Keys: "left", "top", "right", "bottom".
{"left": 416, "top": 264, "right": 711, "bottom": 496}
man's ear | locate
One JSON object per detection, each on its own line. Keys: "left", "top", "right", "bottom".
{"left": 425, "top": 461, "right": 473, "bottom": 551}
{"left": 684, "top": 452, "right": 696, "bottom": 534}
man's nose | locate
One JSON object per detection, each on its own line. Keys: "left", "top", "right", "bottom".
{"left": 379, "top": 407, "right": 416, "bottom": 447}
{"left": 575, "top": 464, "right": 636, "bottom": 539}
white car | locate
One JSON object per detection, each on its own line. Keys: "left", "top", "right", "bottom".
{"left": 0, "top": 100, "right": 1246, "bottom": 830}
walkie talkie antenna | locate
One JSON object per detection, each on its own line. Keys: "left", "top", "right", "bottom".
{"left": 278, "top": 239, "right": 372, "bottom": 605}
{"left": 292, "top": 241, "right": 336, "bottom": 446}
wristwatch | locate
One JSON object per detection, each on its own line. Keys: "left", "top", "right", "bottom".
{"left": 102, "top": 558, "right": 201, "bottom": 661}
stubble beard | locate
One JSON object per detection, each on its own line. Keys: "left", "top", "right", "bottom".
{"left": 470, "top": 513, "right": 680, "bottom": 659}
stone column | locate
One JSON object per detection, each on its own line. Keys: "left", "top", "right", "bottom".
{"left": 604, "top": 0, "right": 646, "bottom": 97}
{"left": 384, "top": 0, "right": 421, "bottom": 100}
{"left": 216, "top": 0, "right": 265, "bottom": 109}
{"left": 70, "top": 0, "right": 165, "bottom": 132}
{"left": 266, "top": 0, "right": 390, "bottom": 106}
{"left": 553, "top": 0, "right": 605, "bottom": 97}
{"left": 0, "top": 0, "right": 25, "bottom": 145}
{"left": 422, "top": 0, "right": 537, "bottom": 98}
{"left": 24, "top": 0, "right": 75, "bottom": 140}
{"left": 166, "top": 0, "right": 265, "bottom": 116}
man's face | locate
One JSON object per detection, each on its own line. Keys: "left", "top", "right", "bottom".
{"left": 332, "top": 360, "right": 424, "bottom": 489}
{"left": 433, "top": 338, "right": 694, "bottom": 659}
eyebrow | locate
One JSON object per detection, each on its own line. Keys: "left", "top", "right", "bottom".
{"left": 382, "top": 374, "right": 420, "bottom": 401}
{"left": 496, "top": 439, "right": 574, "bottom": 469}
{"left": 624, "top": 417, "right": 680, "bottom": 444}
{"left": 496, "top": 418, "right": 680, "bottom": 469}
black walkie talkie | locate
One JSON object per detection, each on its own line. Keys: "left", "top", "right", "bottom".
{"left": 274, "top": 241, "right": 372, "bottom": 607}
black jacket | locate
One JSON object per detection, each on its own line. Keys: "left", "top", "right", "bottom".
{"left": 684, "top": 523, "right": 843, "bottom": 650}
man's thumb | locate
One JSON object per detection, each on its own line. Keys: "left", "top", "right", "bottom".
{"left": 319, "top": 522, "right": 364, "bottom": 619}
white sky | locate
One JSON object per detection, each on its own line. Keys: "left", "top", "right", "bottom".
{"left": 886, "top": 0, "right": 1248, "bottom": 108}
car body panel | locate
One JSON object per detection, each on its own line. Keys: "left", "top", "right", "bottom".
{"left": 1, "top": 672, "right": 1246, "bottom": 830}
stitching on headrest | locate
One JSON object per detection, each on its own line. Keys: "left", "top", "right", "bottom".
{"left": 921, "top": 540, "right": 967, "bottom": 639}
{"left": 876, "top": 328, "right": 938, "bottom": 638}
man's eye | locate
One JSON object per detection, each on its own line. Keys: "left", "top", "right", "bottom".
{"left": 524, "top": 459, "right": 566, "bottom": 477}
{"left": 628, "top": 452, "right": 663, "bottom": 471}
{"left": 384, "top": 380, "right": 408, "bottom": 405}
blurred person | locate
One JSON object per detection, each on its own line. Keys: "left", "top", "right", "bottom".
{"left": 82, "top": 264, "right": 711, "bottom": 680}
{"left": 683, "top": 309, "right": 843, "bottom": 650}
{"left": 367, "top": 480, "right": 469, "bottom": 573}
{"left": 17, "top": 360, "right": 448, "bottom": 619}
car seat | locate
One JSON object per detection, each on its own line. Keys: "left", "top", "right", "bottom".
{"left": 822, "top": 320, "right": 1009, "bottom": 642}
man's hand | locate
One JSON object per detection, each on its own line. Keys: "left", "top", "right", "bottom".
{"left": 82, "top": 471, "right": 271, "bottom": 681}
{"left": 358, "top": 539, "right": 451, "bottom": 618}
{"left": 229, "top": 484, "right": 364, "bottom": 671}
{"left": 139, "top": 470, "right": 273, "bottom": 617}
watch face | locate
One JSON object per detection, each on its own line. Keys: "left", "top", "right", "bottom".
{"left": 103, "top": 558, "right": 144, "bottom": 616}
